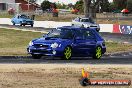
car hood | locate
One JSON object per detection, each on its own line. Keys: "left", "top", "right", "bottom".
{"left": 33, "top": 37, "right": 70, "bottom": 45}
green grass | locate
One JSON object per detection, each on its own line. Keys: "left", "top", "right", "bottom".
{"left": 0, "top": 28, "right": 132, "bottom": 56}
{"left": 106, "top": 42, "right": 132, "bottom": 53}
{"left": 0, "top": 13, "right": 13, "bottom": 18}
{"left": 0, "top": 28, "right": 42, "bottom": 56}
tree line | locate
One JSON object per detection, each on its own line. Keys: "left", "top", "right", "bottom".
{"left": 40, "top": 0, "right": 132, "bottom": 18}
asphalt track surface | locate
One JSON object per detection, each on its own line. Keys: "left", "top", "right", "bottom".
{"left": 0, "top": 24, "right": 132, "bottom": 64}
{"left": 0, "top": 55, "right": 132, "bottom": 64}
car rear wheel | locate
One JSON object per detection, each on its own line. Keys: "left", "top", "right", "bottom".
{"left": 12, "top": 22, "right": 15, "bottom": 25}
{"left": 93, "top": 46, "right": 102, "bottom": 59}
{"left": 62, "top": 46, "right": 72, "bottom": 60}
{"left": 71, "top": 24, "right": 74, "bottom": 26}
{"left": 31, "top": 54, "right": 42, "bottom": 59}
{"left": 31, "top": 24, "right": 33, "bottom": 27}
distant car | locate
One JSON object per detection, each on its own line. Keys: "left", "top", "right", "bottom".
{"left": 27, "top": 26, "right": 106, "bottom": 59}
{"left": 11, "top": 14, "right": 34, "bottom": 27}
{"left": 71, "top": 17, "right": 100, "bottom": 32}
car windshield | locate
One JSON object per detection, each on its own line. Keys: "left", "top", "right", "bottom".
{"left": 20, "top": 14, "right": 29, "bottom": 19}
{"left": 45, "top": 28, "right": 74, "bottom": 39}
{"left": 81, "top": 19, "right": 90, "bottom": 22}
{"left": 81, "top": 18, "right": 95, "bottom": 23}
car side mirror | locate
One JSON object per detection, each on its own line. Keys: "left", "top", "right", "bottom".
{"left": 17, "top": 16, "right": 20, "bottom": 19}
{"left": 42, "top": 34, "right": 47, "bottom": 37}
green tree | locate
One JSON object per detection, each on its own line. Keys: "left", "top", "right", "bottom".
{"left": 100, "top": 0, "right": 110, "bottom": 12}
{"left": 75, "top": 0, "right": 84, "bottom": 13}
{"left": 83, "top": 0, "right": 110, "bottom": 18}
{"left": 56, "top": 3, "right": 67, "bottom": 9}
{"left": 113, "top": 0, "right": 127, "bottom": 10}
{"left": 127, "top": 0, "right": 132, "bottom": 12}
{"left": 41, "top": 0, "right": 51, "bottom": 11}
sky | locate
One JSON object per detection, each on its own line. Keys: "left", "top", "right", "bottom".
{"left": 36, "top": 0, "right": 113, "bottom": 5}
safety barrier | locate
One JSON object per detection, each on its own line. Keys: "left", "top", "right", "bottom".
{"left": 0, "top": 18, "right": 132, "bottom": 34}
{"left": 113, "top": 24, "right": 132, "bottom": 34}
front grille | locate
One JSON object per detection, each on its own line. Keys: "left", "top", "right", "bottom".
{"left": 33, "top": 44, "right": 49, "bottom": 48}
{"left": 32, "top": 50, "right": 49, "bottom": 53}
{"left": 26, "top": 21, "right": 32, "bottom": 23}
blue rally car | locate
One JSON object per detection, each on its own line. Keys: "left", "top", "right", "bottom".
{"left": 11, "top": 14, "right": 34, "bottom": 27}
{"left": 27, "top": 26, "right": 106, "bottom": 59}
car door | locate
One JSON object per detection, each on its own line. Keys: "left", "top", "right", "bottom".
{"left": 13, "top": 15, "right": 20, "bottom": 24}
{"left": 73, "top": 29, "right": 97, "bottom": 56}
{"left": 82, "top": 30, "right": 97, "bottom": 54}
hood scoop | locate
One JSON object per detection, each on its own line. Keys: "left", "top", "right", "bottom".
{"left": 45, "top": 37, "right": 57, "bottom": 40}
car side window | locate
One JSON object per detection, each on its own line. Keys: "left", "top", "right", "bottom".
{"left": 81, "top": 19, "right": 90, "bottom": 22}
{"left": 62, "top": 29, "right": 74, "bottom": 39}
{"left": 74, "top": 17, "right": 80, "bottom": 22}
{"left": 81, "top": 30, "right": 95, "bottom": 39}
{"left": 17, "top": 15, "right": 20, "bottom": 19}
{"left": 75, "top": 30, "right": 83, "bottom": 39}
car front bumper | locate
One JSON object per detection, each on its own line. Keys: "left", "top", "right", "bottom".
{"left": 27, "top": 47, "right": 63, "bottom": 57}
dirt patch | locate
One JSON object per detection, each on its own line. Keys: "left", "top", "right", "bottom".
{"left": 0, "top": 64, "right": 131, "bottom": 88}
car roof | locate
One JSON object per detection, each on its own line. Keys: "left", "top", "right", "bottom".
{"left": 57, "top": 26, "right": 96, "bottom": 30}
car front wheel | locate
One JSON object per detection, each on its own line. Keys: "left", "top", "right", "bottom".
{"left": 31, "top": 54, "right": 42, "bottom": 59}
{"left": 62, "top": 46, "right": 72, "bottom": 60}
{"left": 93, "top": 46, "right": 102, "bottom": 59}
{"left": 96, "top": 28, "right": 100, "bottom": 32}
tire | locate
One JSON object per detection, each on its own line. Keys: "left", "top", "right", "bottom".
{"left": 80, "top": 78, "right": 90, "bottom": 86}
{"left": 71, "top": 24, "right": 74, "bottom": 26}
{"left": 20, "top": 21, "right": 22, "bottom": 26}
{"left": 12, "top": 22, "right": 15, "bottom": 25}
{"left": 31, "top": 24, "right": 33, "bottom": 27}
{"left": 92, "top": 46, "right": 102, "bottom": 59}
{"left": 32, "top": 54, "right": 42, "bottom": 59}
{"left": 62, "top": 46, "right": 72, "bottom": 60}
{"left": 96, "top": 28, "right": 100, "bottom": 32}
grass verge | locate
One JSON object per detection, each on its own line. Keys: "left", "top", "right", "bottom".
{"left": 0, "top": 28, "right": 132, "bottom": 56}
{"left": 0, "top": 28, "right": 42, "bottom": 56}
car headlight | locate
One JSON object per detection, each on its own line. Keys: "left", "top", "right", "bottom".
{"left": 29, "top": 41, "right": 33, "bottom": 46}
{"left": 51, "top": 42, "right": 61, "bottom": 49}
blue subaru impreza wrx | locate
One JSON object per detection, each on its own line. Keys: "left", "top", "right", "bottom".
{"left": 27, "top": 26, "right": 106, "bottom": 59}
